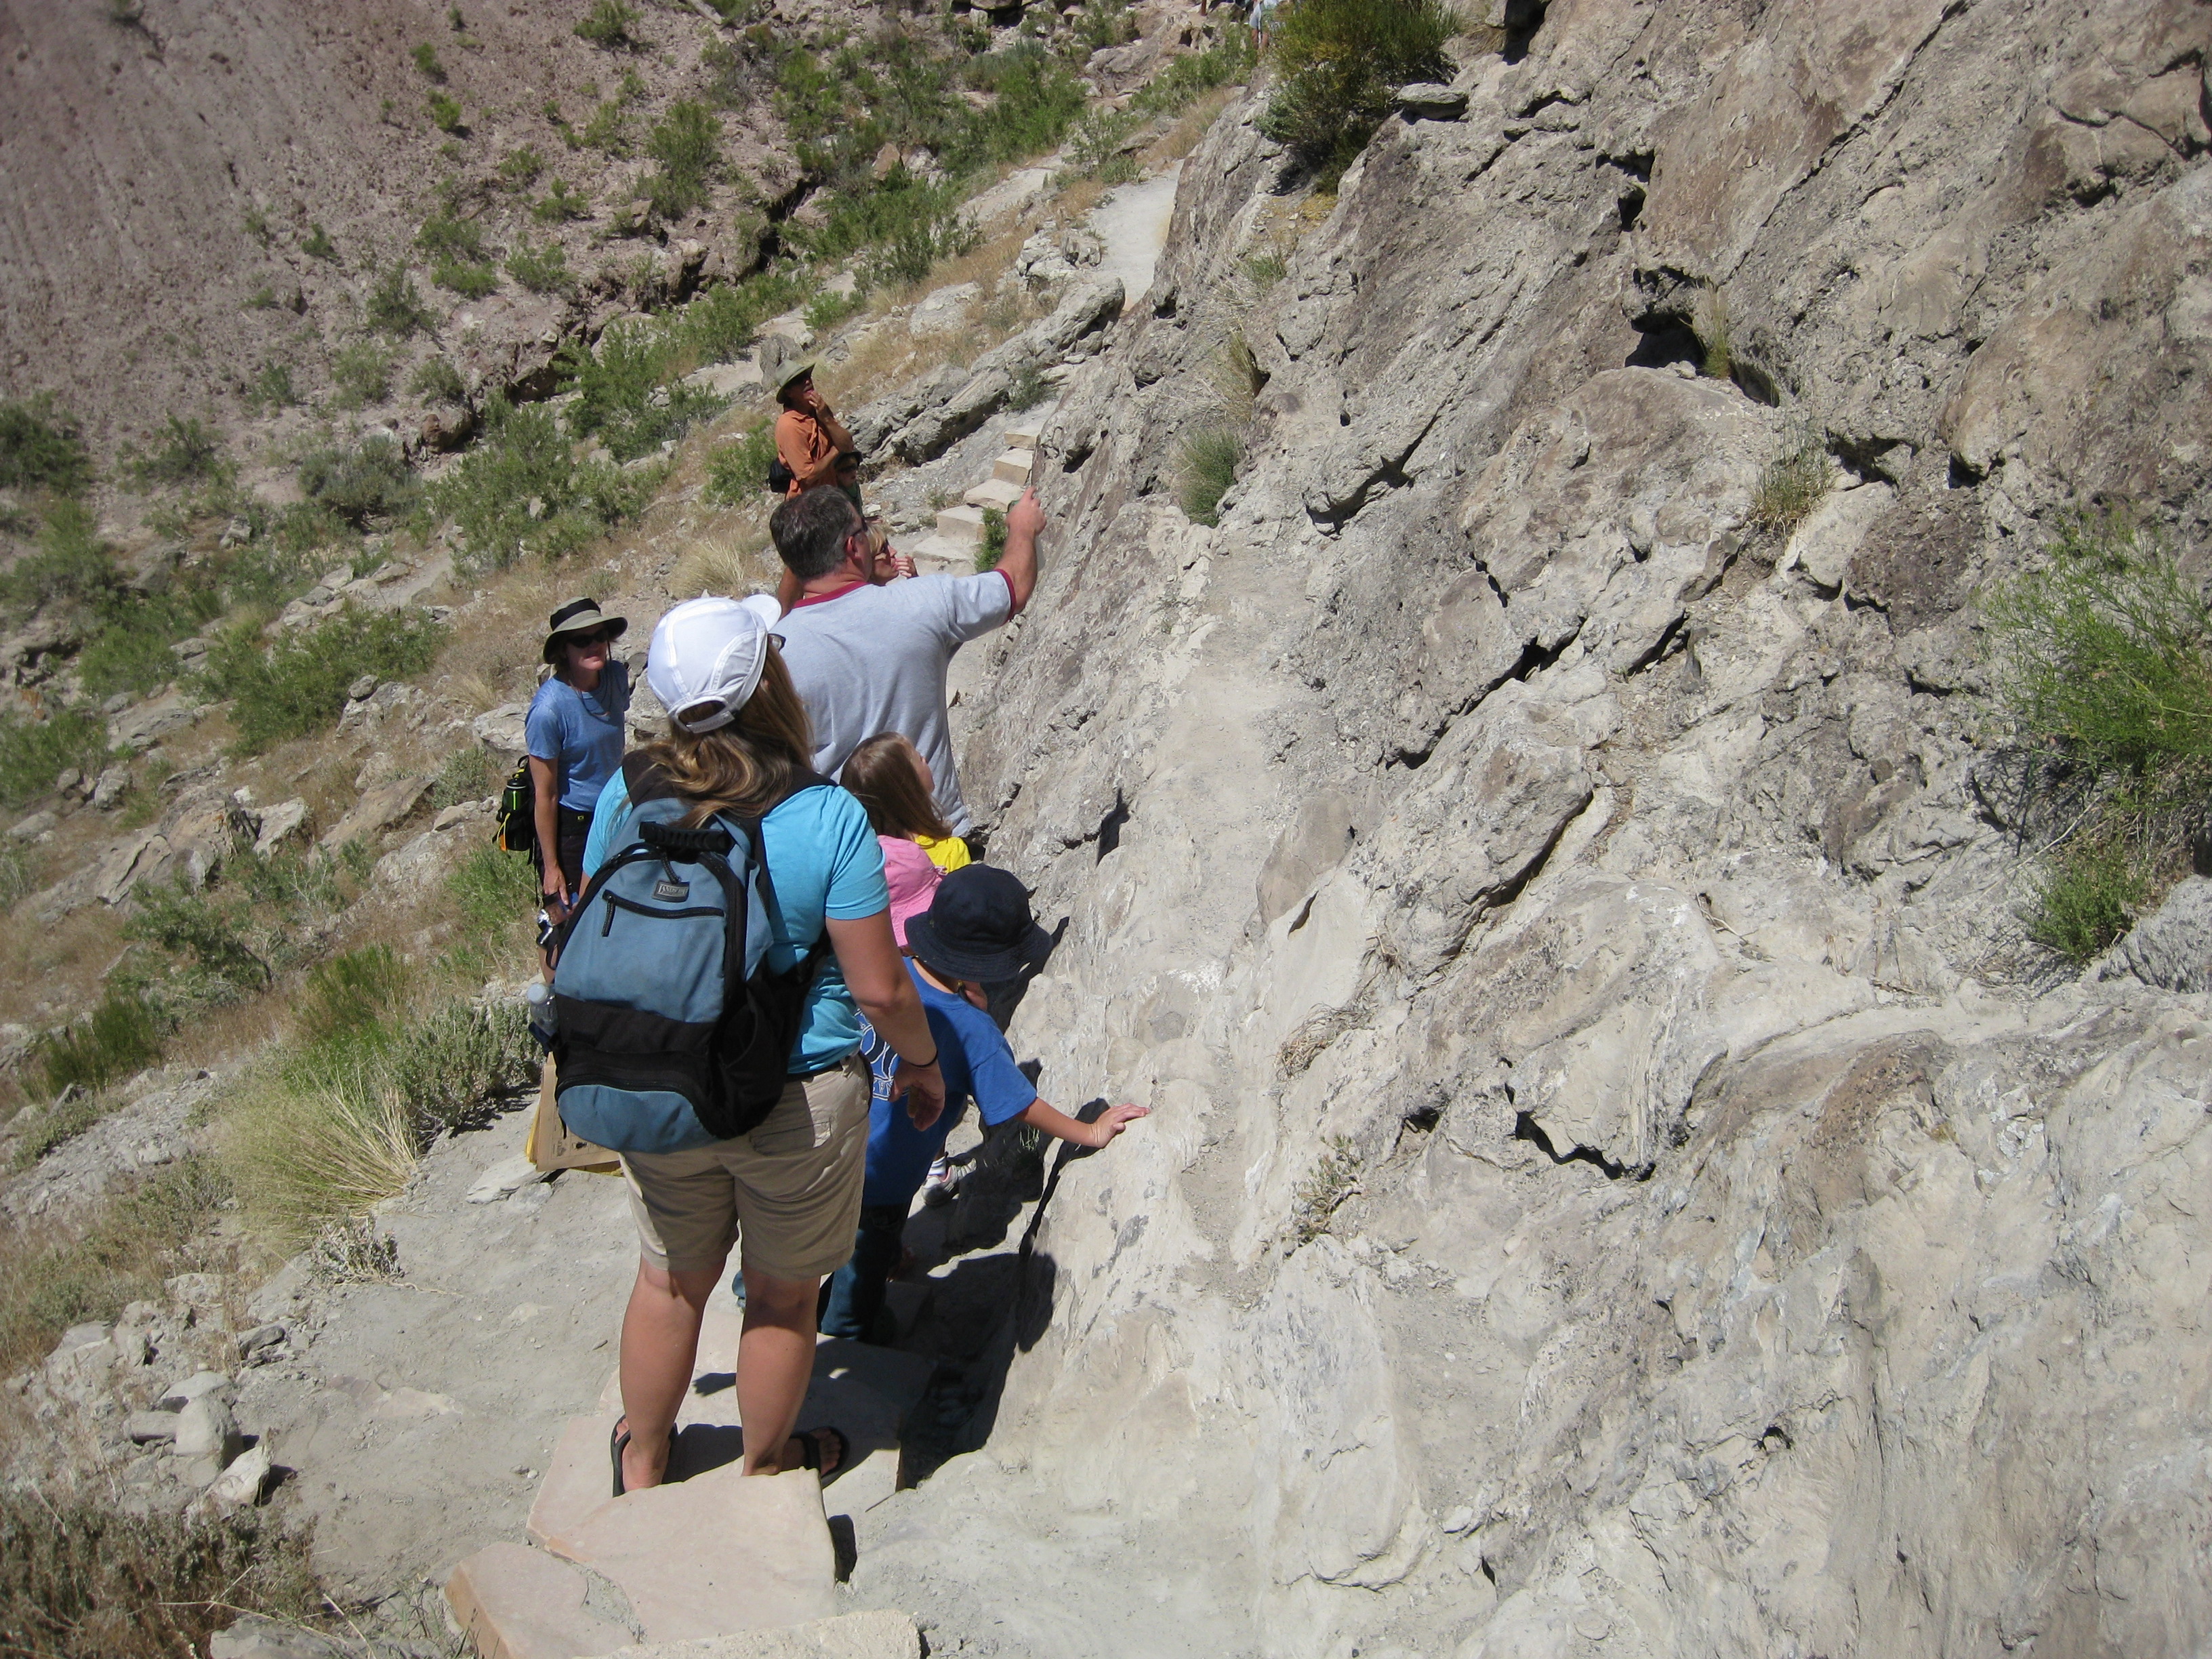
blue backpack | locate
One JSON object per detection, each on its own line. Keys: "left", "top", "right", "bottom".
{"left": 550, "top": 757, "right": 834, "bottom": 1153}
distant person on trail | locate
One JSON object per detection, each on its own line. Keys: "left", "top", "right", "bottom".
{"left": 820, "top": 865, "right": 1147, "bottom": 1344}
{"left": 577, "top": 596, "right": 947, "bottom": 1496}
{"left": 773, "top": 361, "right": 857, "bottom": 501}
{"left": 769, "top": 484, "right": 1042, "bottom": 840}
{"left": 527, "top": 598, "right": 630, "bottom": 933}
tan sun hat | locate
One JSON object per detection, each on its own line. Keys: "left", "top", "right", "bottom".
{"left": 541, "top": 597, "right": 628, "bottom": 663}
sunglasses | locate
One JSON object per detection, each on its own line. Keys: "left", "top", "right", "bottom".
{"left": 565, "top": 628, "right": 619, "bottom": 648}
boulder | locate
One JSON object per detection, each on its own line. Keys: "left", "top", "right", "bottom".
{"left": 208, "top": 1616, "right": 345, "bottom": 1659}
{"left": 1394, "top": 82, "right": 1469, "bottom": 120}
{"left": 2114, "top": 876, "right": 2212, "bottom": 992}
{"left": 473, "top": 702, "right": 531, "bottom": 757}
{"left": 251, "top": 799, "right": 310, "bottom": 857}
{"left": 319, "top": 775, "right": 430, "bottom": 849}
{"left": 198, "top": 1444, "right": 274, "bottom": 1513}
{"left": 8, "top": 810, "right": 55, "bottom": 842}
{"left": 907, "top": 281, "right": 980, "bottom": 336}
{"left": 170, "top": 1395, "right": 243, "bottom": 1467}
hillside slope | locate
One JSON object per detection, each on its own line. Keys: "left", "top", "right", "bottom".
{"left": 842, "top": 3, "right": 2212, "bottom": 1654}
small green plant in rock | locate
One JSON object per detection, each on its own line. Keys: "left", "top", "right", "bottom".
{"left": 1005, "top": 363, "right": 1053, "bottom": 414}
{"left": 125, "top": 415, "right": 225, "bottom": 488}
{"left": 575, "top": 0, "right": 641, "bottom": 47}
{"left": 1262, "top": 0, "right": 1450, "bottom": 184}
{"left": 703, "top": 423, "right": 778, "bottom": 506}
{"left": 410, "top": 356, "right": 468, "bottom": 403}
{"left": 298, "top": 434, "right": 418, "bottom": 528}
{"left": 803, "top": 288, "right": 867, "bottom": 334}
{"left": 330, "top": 340, "right": 398, "bottom": 407}
{"left": 506, "top": 237, "right": 572, "bottom": 295}
{"left": 0, "top": 845, "right": 33, "bottom": 911}
{"left": 533, "top": 176, "right": 592, "bottom": 222}
{"left": 1179, "top": 427, "right": 1240, "bottom": 527}
{"left": 417, "top": 207, "right": 485, "bottom": 259}
{"left": 412, "top": 41, "right": 447, "bottom": 81}
{"left": 976, "top": 507, "right": 1007, "bottom": 573}
{"left": 1290, "top": 1134, "right": 1360, "bottom": 1245}
{"left": 366, "top": 262, "right": 434, "bottom": 337}
{"left": 0, "top": 707, "right": 110, "bottom": 808}
{"left": 643, "top": 100, "right": 722, "bottom": 219}
{"left": 245, "top": 284, "right": 279, "bottom": 310}
{"left": 243, "top": 206, "right": 273, "bottom": 245}
{"left": 199, "top": 605, "right": 447, "bottom": 753}
{"left": 2023, "top": 833, "right": 2152, "bottom": 964}
{"left": 245, "top": 360, "right": 297, "bottom": 414}
{"left": 1750, "top": 437, "right": 1828, "bottom": 537}
{"left": 0, "top": 394, "right": 94, "bottom": 496}
{"left": 581, "top": 99, "right": 631, "bottom": 155}
{"left": 497, "top": 143, "right": 545, "bottom": 190}
{"left": 426, "top": 89, "right": 467, "bottom": 134}
{"left": 433, "top": 255, "right": 499, "bottom": 299}
{"left": 430, "top": 744, "right": 497, "bottom": 811}
{"left": 301, "top": 222, "right": 336, "bottom": 260}
{"left": 1700, "top": 292, "right": 1733, "bottom": 381}
{"left": 39, "top": 991, "right": 167, "bottom": 1101}
{"left": 1244, "top": 244, "right": 1289, "bottom": 289}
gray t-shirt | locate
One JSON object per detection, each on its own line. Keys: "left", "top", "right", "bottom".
{"left": 776, "top": 572, "right": 1013, "bottom": 834}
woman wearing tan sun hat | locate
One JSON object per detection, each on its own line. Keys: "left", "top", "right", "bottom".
{"left": 527, "top": 597, "right": 630, "bottom": 927}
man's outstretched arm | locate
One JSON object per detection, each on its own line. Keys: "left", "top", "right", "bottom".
{"left": 998, "top": 487, "right": 1042, "bottom": 614}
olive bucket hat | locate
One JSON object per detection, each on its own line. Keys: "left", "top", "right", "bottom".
{"left": 541, "top": 596, "right": 629, "bottom": 663}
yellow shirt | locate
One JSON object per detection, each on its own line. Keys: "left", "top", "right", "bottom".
{"left": 914, "top": 834, "right": 970, "bottom": 874}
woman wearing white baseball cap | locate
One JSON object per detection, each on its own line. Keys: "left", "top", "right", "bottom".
{"left": 579, "top": 594, "right": 947, "bottom": 1495}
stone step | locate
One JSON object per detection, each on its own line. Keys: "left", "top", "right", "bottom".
{"left": 1002, "top": 417, "right": 1047, "bottom": 449}
{"left": 934, "top": 505, "right": 984, "bottom": 546}
{"left": 447, "top": 1541, "right": 634, "bottom": 1659}
{"left": 905, "top": 535, "right": 974, "bottom": 578}
{"left": 605, "top": 1610, "right": 920, "bottom": 1658}
{"left": 988, "top": 449, "right": 1032, "bottom": 487}
{"left": 962, "top": 477, "right": 1024, "bottom": 514}
{"left": 544, "top": 1466, "right": 836, "bottom": 1641}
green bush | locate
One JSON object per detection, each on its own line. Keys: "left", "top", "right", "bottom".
{"left": 199, "top": 605, "right": 447, "bottom": 753}
{"left": 581, "top": 99, "right": 631, "bottom": 155}
{"left": 246, "top": 360, "right": 297, "bottom": 413}
{"left": 644, "top": 100, "right": 722, "bottom": 219}
{"left": 2024, "top": 834, "right": 2152, "bottom": 964}
{"left": 673, "top": 268, "right": 804, "bottom": 363}
{"left": 124, "top": 878, "right": 272, "bottom": 1000}
{"left": 3, "top": 501, "right": 116, "bottom": 611}
{"left": 1006, "top": 362, "right": 1053, "bottom": 413}
{"left": 449, "top": 840, "right": 537, "bottom": 938}
{"left": 1262, "top": 0, "right": 1451, "bottom": 182}
{"left": 366, "top": 264, "right": 434, "bottom": 337}
{"left": 533, "top": 176, "right": 592, "bottom": 222}
{"left": 434, "top": 255, "right": 499, "bottom": 298}
{"left": 506, "top": 237, "right": 572, "bottom": 294}
{"left": 0, "top": 708, "right": 108, "bottom": 808}
{"left": 39, "top": 991, "right": 167, "bottom": 1100}
{"left": 330, "top": 340, "right": 398, "bottom": 407}
{"left": 497, "top": 144, "right": 545, "bottom": 190}
{"left": 1984, "top": 512, "right": 2212, "bottom": 963}
{"left": 430, "top": 743, "right": 498, "bottom": 810}
{"left": 125, "top": 415, "right": 225, "bottom": 488}
{"left": 803, "top": 288, "right": 867, "bottom": 334}
{"left": 417, "top": 208, "right": 485, "bottom": 259}
{"left": 413, "top": 41, "right": 447, "bottom": 81}
{"left": 575, "top": 0, "right": 640, "bottom": 47}
{"left": 0, "top": 394, "right": 93, "bottom": 496}
{"left": 77, "top": 583, "right": 223, "bottom": 699}
{"left": 1179, "top": 427, "right": 1240, "bottom": 525}
{"left": 386, "top": 999, "right": 536, "bottom": 1136}
{"left": 298, "top": 435, "right": 418, "bottom": 528}
{"left": 428, "top": 396, "right": 654, "bottom": 571}
{"left": 703, "top": 424, "right": 777, "bottom": 506}
{"left": 301, "top": 222, "right": 336, "bottom": 260}
{"left": 977, "top": 506, "right": 1007, "bottom": 573}
{"left": 298, "top": 944, "right": 412, "bottom": 1046}
{"left": 556, "top": 324, "right": 725, "bottom": 461}
{"left": 410, "top": 356, "right": 468, "bottom": 403}
{"left": 427, "top": 89, "right": 466, "bottom": 133}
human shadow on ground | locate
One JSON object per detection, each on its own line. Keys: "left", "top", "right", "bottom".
{"left": 665, "top": 1335, "right": 920, "bottom": 1488}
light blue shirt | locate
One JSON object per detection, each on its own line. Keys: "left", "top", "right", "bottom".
{"left": 585, "top": 771, "right": 888, "bottom": 1071}
{"left": 525, "top": 664, "right": 629, "bottom": 813}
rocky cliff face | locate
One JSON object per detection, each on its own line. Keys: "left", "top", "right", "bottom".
{"left": 853, "top": 4, "right": 2212, "bottom": 1654}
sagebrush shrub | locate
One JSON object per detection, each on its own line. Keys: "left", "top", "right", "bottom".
{"left": 199, "top": 605, "right": 447, "bottom": 753}
{"left": 0, "top": 394, "right": 92, "bottom": 495}
{"left": 1261, "top": 0, "right": 1452, "bottom": 182}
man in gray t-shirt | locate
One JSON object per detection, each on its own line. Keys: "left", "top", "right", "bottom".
{"left": 769, "top": 486, "right": 1042, "bottom": 835}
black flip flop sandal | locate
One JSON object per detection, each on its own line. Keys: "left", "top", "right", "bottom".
{"left": 790, "top": 1425, "right": 849, "bottom": 1484}
{"left": 610, "top": 1418, "right": 677, "bottom": 1497}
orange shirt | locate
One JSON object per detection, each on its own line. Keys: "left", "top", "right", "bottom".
{"left": 775, "top": 408, "right": 842, "bottom": 495}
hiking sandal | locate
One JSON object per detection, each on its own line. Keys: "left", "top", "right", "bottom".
{"left": 790, "top": 1425, "right": 848, "bottom": 1483}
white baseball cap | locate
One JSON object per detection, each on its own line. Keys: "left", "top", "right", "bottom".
{"left": 646, "top": 596, "right": 781, "bottom": 733}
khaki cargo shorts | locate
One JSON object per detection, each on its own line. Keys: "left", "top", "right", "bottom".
{"left": 621, "top": 1057, "right": 870, "bottom": 1282}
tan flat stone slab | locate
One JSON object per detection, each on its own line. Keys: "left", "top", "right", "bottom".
{"left": 989, "top": 449, "right": 1032, "bottom": 485}
{"left": 903, "top": 535, "right": 971, "bottom": 577}
{"left": 529, "top": 1412, "right": 623, "bottom": 1549}
{"left": 605, "top": 1610, "right": 920, "bottom": 1659}
{"left": 446, "top": 1541, "right": 633, "bottom": 1659}
{"left": 1002, "top": 420, "right": 1044, "bottom": 449}
{"left": 934, "top": 504, "right": 984, "bottom": 544}
{"left": 961, "top": 477, "right": 1023, "bottom": 512}
{"left": 544, "top": 1466, "right": 836, "bottom": 1641}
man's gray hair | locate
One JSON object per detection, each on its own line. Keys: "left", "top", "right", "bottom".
{"left": 771, "top": 486, "right": 862, "bottom": 581}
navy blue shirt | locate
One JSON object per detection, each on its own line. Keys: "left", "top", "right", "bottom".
{"left": 859, "top": 962, "right": 1038, "bottom": 1209}
{"left": 525, "top": 663, "right": 629, "bottom": 813}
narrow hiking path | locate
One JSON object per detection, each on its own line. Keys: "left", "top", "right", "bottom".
{"left": 209, "top": 142, "right": 1197, "bottom": 1659}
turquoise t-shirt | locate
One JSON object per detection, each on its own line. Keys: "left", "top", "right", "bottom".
{"left": 583, "top": 770, "right": 888, "bottom": 1071}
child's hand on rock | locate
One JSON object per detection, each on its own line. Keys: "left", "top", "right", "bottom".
{"left": 1086, "top": 1101, "right": 1149, "bottom": 1149}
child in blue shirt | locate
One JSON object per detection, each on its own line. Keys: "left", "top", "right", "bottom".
{"left": 820, "top": 865, "right": 1147, "bottom": 1343}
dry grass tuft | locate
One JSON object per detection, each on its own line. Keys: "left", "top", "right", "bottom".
{"left": 671, "top": 527, "right": 775, "bottom": 598}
